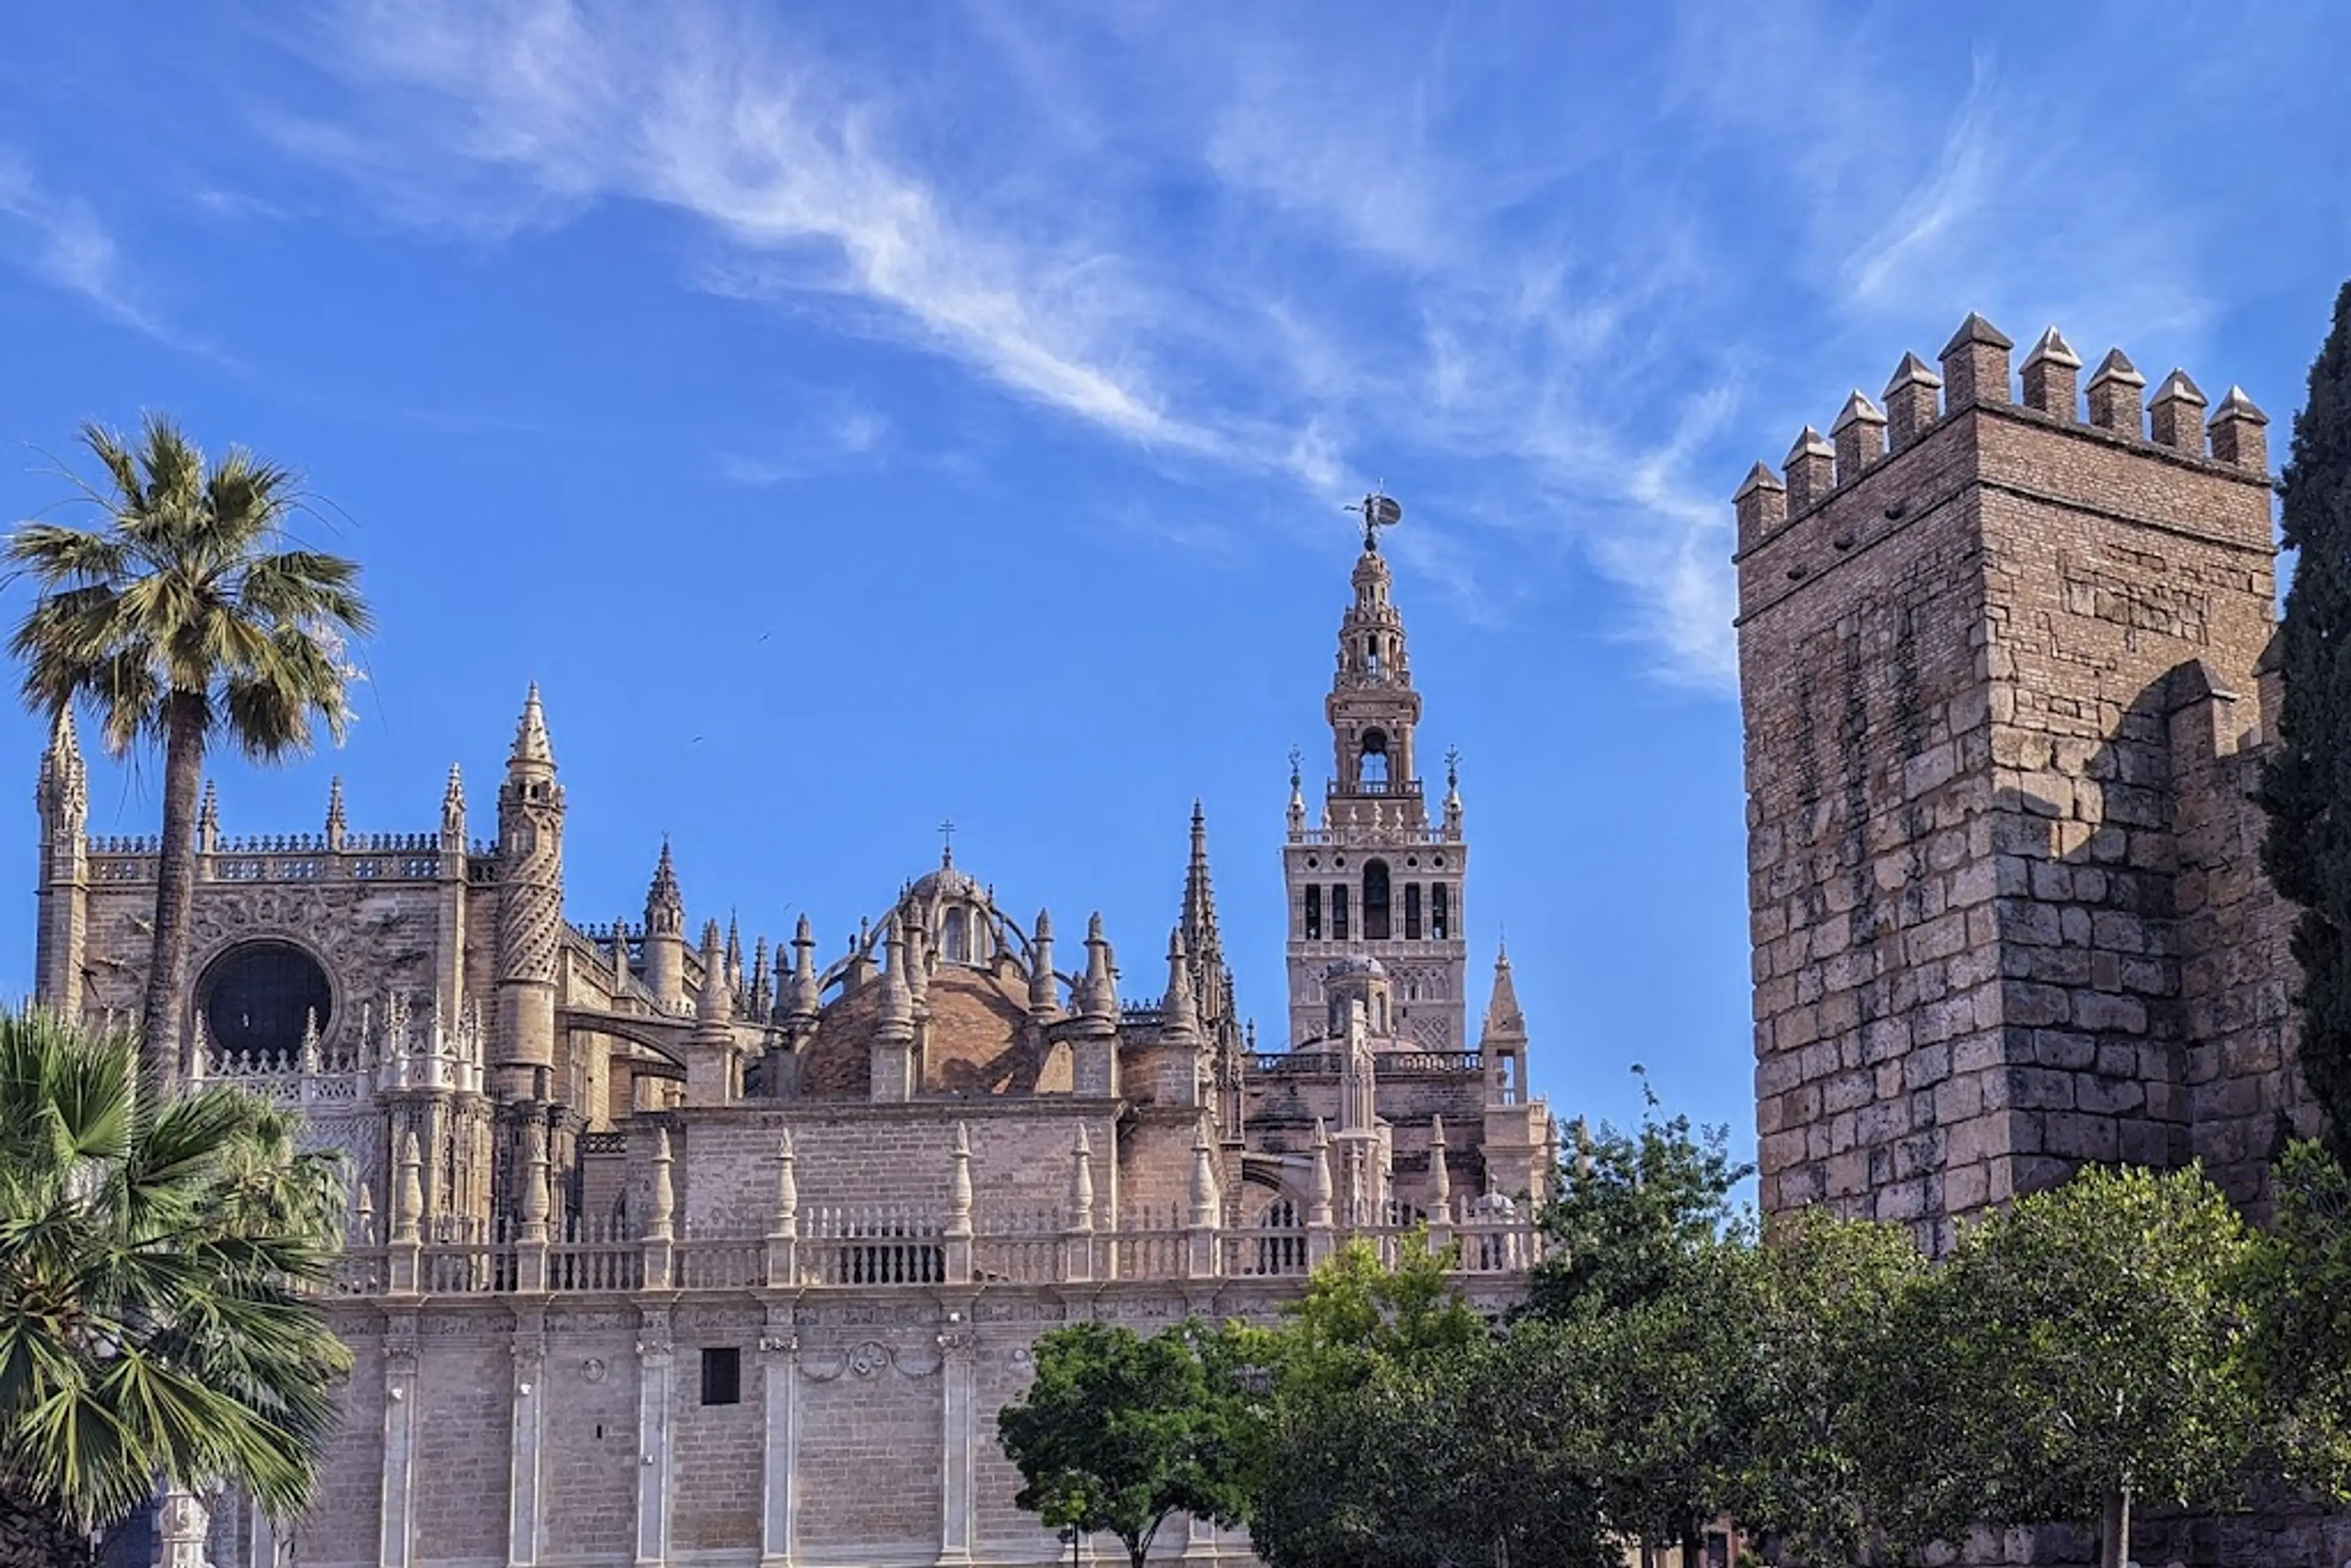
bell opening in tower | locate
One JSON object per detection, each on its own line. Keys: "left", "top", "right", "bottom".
{"left": 1363, "top": 860, "right": 1391, "bottom": 940}
{"left": 1359, "top": 729, "right": 1389, "bottom": 791}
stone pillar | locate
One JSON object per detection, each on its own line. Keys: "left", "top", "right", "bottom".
{"left": 765, "top": 1133, "right": 800, "bottom": 1288}
{"left": 938, "top": 1317, "right": 977, "bottom": 1564}
{"left": 507, "top": 1311, "right": 547, "bottom": 1565}
{"left": 378, "top": 1316, "right": 419, "bottom": 1568}
{"left": 758, "top": 1318, "right": 800, "bottom": 1567}
{"left": 1063, "top": 1127, "right": 1097, "bottom": 1285}
{"left": 388, "top": 1131, "right": 422, "bottom": 1296}
{"left": 641, "top": 1127, "right": 675, "bottom": 1291}
{"left": 634, "top": 1308, "right": 673, "bottom": 1568}
{"left": 945, "top": 1124, "right": 975, "bottom": 1285}
{"left": 1186, "top": 1117, "right": 1222, "bottom": 1280}
{"left": 1307, "top": 1119, "right": 1336, "bottom": 1267}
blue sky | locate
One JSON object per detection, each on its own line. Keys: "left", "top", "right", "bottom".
{"left": 0, "top": 1, "right": 2342, "bottom": 1159}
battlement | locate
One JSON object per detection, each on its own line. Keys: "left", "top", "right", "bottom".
{"left": 1733, "top": 312, "right": 2271, "bottom": 580}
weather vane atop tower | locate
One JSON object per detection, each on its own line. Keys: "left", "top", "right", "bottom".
{"left": 1349, "top": 489, "right": 1403, "bottom": 553}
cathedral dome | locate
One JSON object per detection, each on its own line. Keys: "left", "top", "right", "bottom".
{"left": 910, "top": 862, "right": 978, "bottom": 901}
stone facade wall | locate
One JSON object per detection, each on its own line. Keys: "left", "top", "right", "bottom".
{"left": 285, "top": 1275, "right": 1526, "bottom": 1568}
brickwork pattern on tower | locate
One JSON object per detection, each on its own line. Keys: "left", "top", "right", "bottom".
{"left": 1736, "top": 313, "right": 2311, "bottom": 1245}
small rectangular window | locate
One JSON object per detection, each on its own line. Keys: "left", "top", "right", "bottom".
{"left": 1404, "top": 883, "right": 1422, "bottom": 940}
{"left": 700, "top": 1346, "right": 741, "bottom": 1406}
{"left": 1304, "top": 885, "right": 1322, "bottom": 940}
{"left": 1332, "top": 885, "right": 1350, "bottom": 940}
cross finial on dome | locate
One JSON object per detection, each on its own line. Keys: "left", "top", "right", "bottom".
{"left": 938, "top": 817, "right": 956, "bottom": 868}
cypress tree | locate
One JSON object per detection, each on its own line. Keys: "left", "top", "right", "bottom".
{"left": 2261, "top": 280, "right": 2351, "bottom": 1169}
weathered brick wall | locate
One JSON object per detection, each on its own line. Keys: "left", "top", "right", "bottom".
{"left": 1739, "top": 415, "right": 2003, "bottom": 1244}
{"left": 408, "top": 1338, "right": 510, "bottom": 1563}
{"left": 1737, "top": 321, "right": 2289, "bottom": 1246}
{"left": 664, "top": 1105, "right": 1123, "bottom": 1236}
{"left": 536, "top": 1323, "right": 639, "bottom": 1561}
{"left": 796, "top": 1339, "right": 943, "bottom": 1551}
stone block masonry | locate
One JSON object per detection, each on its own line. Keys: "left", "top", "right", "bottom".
{"left": 1736, "top": 313, "right": 2318, "bottom": 1250}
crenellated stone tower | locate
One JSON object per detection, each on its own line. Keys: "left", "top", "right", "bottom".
{"left": 1283, "top": 502, "right": 1471, "bottom": 1052}
{"left": 1734, "top": 312, "right": 2312, "bottom": 1248}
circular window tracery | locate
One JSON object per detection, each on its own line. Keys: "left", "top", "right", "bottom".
{"left": 198, "top": 940, "right": 333, "bottom": 1063}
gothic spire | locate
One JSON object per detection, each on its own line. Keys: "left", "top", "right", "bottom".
{"left": 697, "top": 919, "right": 732, "bottom": 1025}
{"left": 786, "top": 912, "right": 822, "bottom": 1021}
{"left": 510, "top": 682, "right": 554, "bottom": 770}
{"left": 324, "top": 776, "right": 347, "bottom": 847}
{"left": 1480, "top": 946, "right": 1526, "bottom": 1045}
{"left": 1161, "top": 926, "right": 1201, "bottom": 1042}
{"left": 39, "top": 705, "right": 86, "bottom": 816}
{"left": 647, "top": 841, "right": 684, "bottom": 934}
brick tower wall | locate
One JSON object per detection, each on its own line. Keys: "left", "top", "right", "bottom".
{"left": 1736, "top": 318, "right": 2296, "bottom": 1244}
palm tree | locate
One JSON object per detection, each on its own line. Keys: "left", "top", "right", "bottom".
{"left": 7, "top": 415, "right": 372, "bottom": 1084}
{"left": 0, "top": 1007, "right": 354, "bottom": 1566}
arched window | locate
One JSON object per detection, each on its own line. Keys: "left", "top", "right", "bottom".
{"left": 1363, "top": 860, "right": 1391, "bottom": 941}
{"left": 1331, "top": 884, "right": 1350, "bottom": 941}
{"left": 1404, "top": 882, "right": 1423, "bottom": 939}
{"left": 940, "top": 909, "right": 969, "bottom": 963}
{"left": 198, "top": 940, "right": 332, "bottom": 1068}
{"left": 1305, "top": 885, "right": 1322, "bottom": 940}
{"left": 1359, "top": 729, "right": 1389, "bottom": 790}
{"left": 1431, "top": 883, "right": 1450, "bottom": 940}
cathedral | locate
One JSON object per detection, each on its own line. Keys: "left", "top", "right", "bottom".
{"left": 32, "top": 520, "right": 1556, "bottom": 1567}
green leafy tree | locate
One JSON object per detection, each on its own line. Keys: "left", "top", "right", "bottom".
{"left": 7, "top": 416, "right": 371, "bottom": 1083}
{"left": 1924, "top": 1163, "right": 2261, "bottom": 1568}
{"left": 1528, "top": 1086, "right": 1758, "bottom": 1565}
{"left": 1244, "top": 1236, "right": 1616, "bottom": 1568}
{"left": 997, "top": 1318, "right": 1251, "bottom": 1568}
{"left": 2260, "top": 279, "right": 2351, "bottom": 1168}
{"left": 0, "top": 1008, "right": 353, "bottom": 1567}
{"left": 2245, "top": 1139, "right": 2351, "bottom": 1499}
{"left": 1734, "top": 1209, "right": 1934, "bottom": 1566}
{"left": 1531, "top": 1077, "right": 1751, "bottom": 1319}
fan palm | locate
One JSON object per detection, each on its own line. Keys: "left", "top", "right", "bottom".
{"left": 0, "top": 1007, "right": 353, "bottom": 1566}
{"left": 7, "top": 415, "right": 372, "bottom": 1084}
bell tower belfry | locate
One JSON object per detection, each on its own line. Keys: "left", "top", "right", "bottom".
{"left": 1283, "top": 497, "right": 1471, "bottom": 1051}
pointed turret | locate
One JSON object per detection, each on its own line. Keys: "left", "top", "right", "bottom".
{"left": 871, "top": 915, "right": 916, "bottom": 1100}
{"left": 1286, "top": 746, "right": 1307, "bottom": 839}
{"left": 1442, "top": 746, "right": 1463, "bottom": 839}
{"left": 324, "top": 776, "right": 347, "bottom": 849}
{"left": 786, "top": 913, "right": 822, "bottom": 1023}
{"left": 697, "top": 919, "right": 733, "bottom": 1026}
{"left": 1078, "top": 913, "right": 1118, "bottom": 1021}
{"left": 724, "top": 915, "right": 744, "bottom": 996}
{"left": 1161, "top": 926, "right": 1201, "bottom": 1042}
{"left": 511, "top": 681, "right": 554, "bottom": 768}
{"left": 749, "top": 936, "right": 773, "bottom": 1019}
{"left": 1480, "top": 945, "right": 1529, "bottom": 1106}
{"left": 1027, "top": 908, "right": 1060, "bottom": 1022}
{"left": 495, "top": 683, "right": 566, "bottom": 1093}
{"left": 1071, "top": 912, "right": 1120, "bottom": 1097}
{"left": 34, "top": 707, "right": 90, "bottom": 1018}
{"left": 645, "top": 842, "right": 686, "bottom": 1008}
{"left": 197, "top": 778, "right": 219, "bottom": 852}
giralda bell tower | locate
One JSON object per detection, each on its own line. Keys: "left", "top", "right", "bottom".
{"left": 1281, "top": 495, "right": 1471, "bottom": 1052}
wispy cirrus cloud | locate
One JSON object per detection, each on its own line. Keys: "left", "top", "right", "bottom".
{"left": 260, "top": 0, "right": 2235, "bottom": 689}
{"left": 0, "top": 150, "right": 166, "bottom": 337}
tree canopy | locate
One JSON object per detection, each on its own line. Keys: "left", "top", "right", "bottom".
{"left": 2260, "top": 278, "right": 2351, "bottom": 1168}
{"left": 996, "top": 1318, "right": 1251, "bottom": 1568}
{"left": 7, "top": 416, "right": 370, "bottom": 1080}
{"left": 0, "top": 1008, "right": 353, "bottom": 1566}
